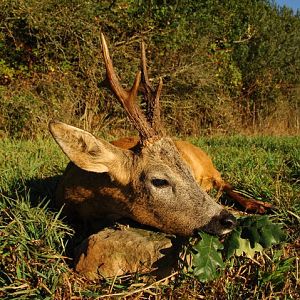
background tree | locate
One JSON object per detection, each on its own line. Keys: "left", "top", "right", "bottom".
{"left": 0, "top": 0, "right": 299, "bottom": 137}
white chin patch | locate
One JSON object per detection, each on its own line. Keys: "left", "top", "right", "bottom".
{"left": 220, "top": 228, "right": 234, "bottom": 235}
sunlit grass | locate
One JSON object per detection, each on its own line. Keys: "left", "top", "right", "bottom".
{"left": 194, "top": 136, "right": 299, "bottom": 212}
{"left": 0, "top": 136, "right": 299, "bottom": 299}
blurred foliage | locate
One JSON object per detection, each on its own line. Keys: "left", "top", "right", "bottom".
{"left": 0, "top": 0, "right": 299, "bottom": 137}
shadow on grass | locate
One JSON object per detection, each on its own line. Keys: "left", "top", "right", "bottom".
{"left": 25, "top": 175, "right": 61, "bottom": 208}
{"left": 2, "top": 175, "right": 185, "bottom": 271}
{"left": 1, "top": 174, "right": 61, "bottom": 210}
{"left": 2, "top": 175, "right": 82, "bottom": 262}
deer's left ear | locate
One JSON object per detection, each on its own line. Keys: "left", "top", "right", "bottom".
{"left": 49, "top": 120, "right": 133, "bottom": 185}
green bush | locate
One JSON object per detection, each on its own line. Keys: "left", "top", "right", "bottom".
{"left": 0, "top": 0, "right": 299, "bottom": 137}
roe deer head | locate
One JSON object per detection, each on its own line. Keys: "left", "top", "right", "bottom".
{"left": 49, "top": 33, "right": 236, "bottom": 236}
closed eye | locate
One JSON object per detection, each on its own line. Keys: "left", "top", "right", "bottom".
{"left": 151, "top": 178, "right": 170, "bottom": 188}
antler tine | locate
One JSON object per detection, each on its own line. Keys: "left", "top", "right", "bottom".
{"left": 152, "top": 77, "right": 163, "bottom": 132}
{"left": 100, "top": 33, "right": 157, "bottom": 141}
{"left": 140, "top": 41, "right": 162, "bottom": 134}
{"left": 141, "top": 42, "right": 153, "bottom": 93}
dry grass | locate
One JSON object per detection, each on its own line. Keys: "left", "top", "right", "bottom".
{"left": 0, "top": 135, "right": 299, "bottom": 299}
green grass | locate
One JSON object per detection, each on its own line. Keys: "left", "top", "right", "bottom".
{"left": 194, "top": 136, "right": 299, "bottom": 211}
{"left": 0, "top": 136, "right": 299, "bottom": 299}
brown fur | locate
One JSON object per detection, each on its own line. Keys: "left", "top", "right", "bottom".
{"left": 112, "top": 137, "right": 272, "bottom": 214}
{"left": 112, "top": 137, "right": 223, "bottom": 192}
{"left": 49, "top": 34, "right": 238, "bottom": 237}
{"left": 50, "top": 121, "right": 237, "bottom": 236}
{"left": 49, "top": 34, "right": 272, "bottom": 237}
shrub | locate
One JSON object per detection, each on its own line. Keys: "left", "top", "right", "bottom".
{"left": 0, "top": 0, "right": 299, "bottom": 137}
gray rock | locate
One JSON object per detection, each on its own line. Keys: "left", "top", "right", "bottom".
{"left": 74, "top": 226, "right": 179, "bottom": 280}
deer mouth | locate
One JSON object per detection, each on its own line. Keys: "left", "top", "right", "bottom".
{"left": 200, "top": 210, "right": 237, "bottom": 236}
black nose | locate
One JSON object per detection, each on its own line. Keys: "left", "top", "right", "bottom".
{"left": 219, "top": 212, "right": 237, "bottom": 230}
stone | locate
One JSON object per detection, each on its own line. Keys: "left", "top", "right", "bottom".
{"left": 74, "top": 226, "right": 179, "bottom": 280}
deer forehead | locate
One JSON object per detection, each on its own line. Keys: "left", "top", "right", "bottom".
{"left": 136, "top": 138, "right": 195, "bottom": 180}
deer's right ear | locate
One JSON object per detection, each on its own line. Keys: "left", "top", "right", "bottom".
{"left": 49, "top": 120, "right": 133, "bottom": 185}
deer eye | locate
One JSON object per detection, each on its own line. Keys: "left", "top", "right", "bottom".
{"left": 151, "top": 178, "right": 170, "bottom": 188}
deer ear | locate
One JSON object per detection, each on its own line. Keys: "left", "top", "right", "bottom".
{"left": 49, "top": 120, "right": 133, "bottom": 184}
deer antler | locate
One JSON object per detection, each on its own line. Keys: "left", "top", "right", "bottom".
{"left": 100, "top": 33, "right": 159, "bottom": 142}
{"left": 140, "top": 42, "right": 163, "bottom": 134}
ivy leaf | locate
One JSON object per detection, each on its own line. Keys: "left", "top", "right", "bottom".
{"left": 235, "top": 238, "right": 263, "bottom": 258}
{"left": 223, "top": 228, "right": 241, "bottom": 259}
{"left": 190, "top": 216, "right": 286, "bottom": 283}
{"left": 240, "top": 216, "right": 286, "bottom": 248}
{"left": 191, "top": 232, "right": 224, "bottom": 282}
{"left": 224, "top": 228, "right": 263, "bottom": 258}
{"left": 224, "top": 216, "right": 286, "bottom": 258}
